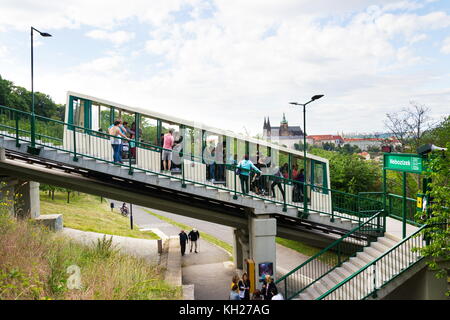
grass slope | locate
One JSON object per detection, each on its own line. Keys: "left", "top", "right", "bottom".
{"left": 40, "top": 192, "right": 158, "bottom": 240}
{"left": 0, "top": 213, "right": 181, "bottom": 300}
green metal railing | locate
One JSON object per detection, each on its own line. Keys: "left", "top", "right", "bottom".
{"left": 316, "top": 225, "right": 427, "bottom": 300}
{"left": 0, "top": 104, "right": 382, "bottom": 224}
{"left": 275, "top": 211, "right": 385, "bottom": 300}
{"left": 359, "top": 191, "right": 420, "bottom": 226}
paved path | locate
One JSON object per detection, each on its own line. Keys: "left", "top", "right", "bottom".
{"left": 111, "top": 200, "right": 235, "bottom": 300}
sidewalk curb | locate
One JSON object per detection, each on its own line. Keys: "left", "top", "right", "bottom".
{"left": 164, "top": 236, "right": 182, "bottom": 287}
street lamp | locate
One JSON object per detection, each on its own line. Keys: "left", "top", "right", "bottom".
{"left": 29, "top": 26, "right": 52, "bottom": 154}
{"left": 290, "top": 94, "right": 324, "bottom": 214}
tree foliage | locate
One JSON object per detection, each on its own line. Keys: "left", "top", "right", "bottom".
{"left": 0, "top": 74, "right": 64, "bottom": 120}
{"left": 416, "top": 143, "right": 450, "bottom": 296}
{"left": 310, "top": 148, "right": 381, "bottom": 193}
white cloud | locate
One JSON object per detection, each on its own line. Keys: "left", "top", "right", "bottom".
{"left": 86, "top": 30, "right": 135, "bottom": 45}
{"left": 441, "top": 37, "right": 450, "bottom": 54}
{"left": 1, "top": 0, "right": 449, "bottom": 136}
{"left": 0, "top": 45, "right": 9, "bottom": 58}
{"left": 0, "top": 0, "right": 198, "bottom": 31}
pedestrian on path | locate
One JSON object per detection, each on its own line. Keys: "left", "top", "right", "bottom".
{"left": 238, "top": 273, "right": 251, "bottom": 300}
{"left": 179, "top": 230, "right": 189, "bottom": 256}
{"left": 188, "top": 228, "right": 200, "bottom": 253}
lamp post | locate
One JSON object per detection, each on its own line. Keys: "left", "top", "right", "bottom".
{"left": 29, "top": 26, "right": 52, "bottom": 154}
{"left": 290, "top": 94, "right": 324, "bottom": 214}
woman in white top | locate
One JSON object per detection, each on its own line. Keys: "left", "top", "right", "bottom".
{"left": 109, "top": 120, "right": 128, "bottom": 163}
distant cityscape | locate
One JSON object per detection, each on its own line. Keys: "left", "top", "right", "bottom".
{"left": 262, "top": 114, "right": 401, "bottom": 161}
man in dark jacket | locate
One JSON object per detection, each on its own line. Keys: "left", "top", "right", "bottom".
{"left": 179, "top": 230, "right": 189, "bottom": 256}
{"left": 188, "top": 228, "right": 200, "bottom": 253}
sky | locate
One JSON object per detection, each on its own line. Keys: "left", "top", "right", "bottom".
{"left": 0, "top": 0, "right": 449, "bottom": 137}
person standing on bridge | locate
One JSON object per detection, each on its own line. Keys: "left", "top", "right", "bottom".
{"left": 162, "top": 129, "right": 175, "bottom": 172}
{"left": 179, "top": 230, "right": 189, "bottom": 256}
{"left": 237, "top": 155, "right": 261, "bottom": 195}
{"left": 188, "top": 228, "right": 200, "bottom": 253}
{"left": 270, "top": 166, "right": 286, "bottom": 202}
{"left": 109, "top": 120, "right": 129, "bottom": 164}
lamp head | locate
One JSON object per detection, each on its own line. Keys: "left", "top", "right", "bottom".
{"left": 40, "top": 32, "right": 52, "bottom": 37}
{"left": 311, "top": 94, "right": 324, "bottom": 101}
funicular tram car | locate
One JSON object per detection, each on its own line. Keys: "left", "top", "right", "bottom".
{"left": 63, "top": 92, "right": 331, "bottom": 209}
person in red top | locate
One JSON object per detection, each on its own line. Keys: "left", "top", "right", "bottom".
{"left": 162, "top": 129, "right": 175, "bottom": 172}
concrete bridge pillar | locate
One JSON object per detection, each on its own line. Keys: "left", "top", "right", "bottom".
{"left": 0, "top": 177, "right": 40, "bottom": 218}
{"left": 15, "top": 180, "right": 40, "bottom": 218}
{"left": 248, "top": 214, "right": 277, "bottom": 289}
{"left": 233, "top": 228, "right": 250, "bottom": 270}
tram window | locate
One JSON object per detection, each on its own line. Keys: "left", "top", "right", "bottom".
{"left": 114, "top": 109, "right": 120, "bottom": 122}
{"left": 237, "top": 139, "right": 246, "bottom": 162}
{"left": 140, "top": 116, "right": 158, "bottom": 145}
{"left": 279, "top": 151, "right": 289, "bottom": 178}
{"left": 121, "top": 111, "right": 135, "bottom": 127}
{"left": 292, "top": 156, "right": 304, "bottom": 179}
{"left": 73, "top": 99, "right": 84, "bottom": 127}
{"left": 313, "top": 161, "right": 325, "bottom": 187}
{"left": 225, "top": 136, "right": 236, "bottom": 165}
{"left": 91, "top": 104, "right": 100, "bottom": 131}
{"left": 99, "top": 105, "right": 111, "bottom": 131}
{"left": 249, "top": 143, "right": 258, "bottom": 163}
{"left": 258, "top": 145, "right": 270, "bottom": 168}
{"left": 203, "top": 132, "right": 222, "bottom": 164}
{"left": 192, "top": 128, "right": 202, "bottom": 160}
{"left": 161, "top": 122, "right": 180, "bottom": 144}
{"left": 180, "top": 126, "right": 201, "bottom": 162}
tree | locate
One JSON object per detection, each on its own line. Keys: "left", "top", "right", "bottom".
{"left": 422, "top": 115, "right": 450, "bottom": 148}
{"left": 367, "top": 145, "right": 380, "bottom": 153}
{"left": 416, "top": 143, "right": 450, "bottom": 296}
{"left": 322, "top": 142, "right": 336, "bottom": 151}
{"left": 310, "top": 148, "right": 381, "bottom": 193}
{"left": 338, "top": 144, "right": 361, "bottom": 155}
{"left": 384, "top": 101, "right": 432, "bottom": 152}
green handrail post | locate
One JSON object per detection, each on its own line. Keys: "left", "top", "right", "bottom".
{"left": 284, "top": 279, "right": 287, "bottom": 300}
{"left": 330, "top": 190, "right": 335, "bottom": 222}
{"left": 182, "top": 159, "right": 186, "bottom": 188}
{"left": 372, "top": 262, "right": 377, "bottom": 298}
{"left": 337, "top": 243, "right": 341, "bottom": 266}
{"left": 283, "top": 178, "right": 287, "bottom": 212}
{"left": 402, "top": 171, "right": 407, "bottom": 238}
{"left": 72, "top": 128, "right": 78, "bottom": 162}
{"left": 233, "top": 165, "right": 238, "bottom": 200}
{"left": 15, "top": 112, "right": 20, "bottom": 148}
{"left": 128, "top": 143, "right": 133, "bottom": 175}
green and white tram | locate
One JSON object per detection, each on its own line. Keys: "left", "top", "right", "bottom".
{"left": 63, "top": 91, "right": 332, "bottom": 210}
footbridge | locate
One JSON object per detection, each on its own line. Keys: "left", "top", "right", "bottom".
{"left": 0, "top": 104, "right": 446, "bottom": 300}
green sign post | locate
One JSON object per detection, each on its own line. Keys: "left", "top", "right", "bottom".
{"left": 383, "top": 153, "right": 424, "bottom": 238}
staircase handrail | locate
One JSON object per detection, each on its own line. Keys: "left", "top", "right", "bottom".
{"left": 316, "top": 224, "right": 428, "bottom": 300}
{"left": 275, "top": 211, "right": 385, "bottom": 299}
